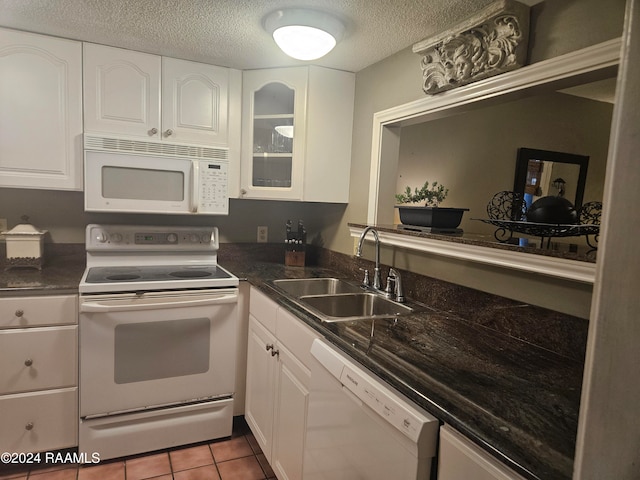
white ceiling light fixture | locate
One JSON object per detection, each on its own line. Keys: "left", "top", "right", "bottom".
{"left": 263, "top": 9, "right": 345, "bottom": 61}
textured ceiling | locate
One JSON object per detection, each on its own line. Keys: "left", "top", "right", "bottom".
{"left": 0, "top": 0, "right": 541, "bottom": 72}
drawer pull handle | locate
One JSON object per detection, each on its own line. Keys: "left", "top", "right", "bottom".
{"left": 25, "top": 422, "right": 34, "bottom": 431}
{"left": 265, "top": 344, "right": 274, "bottom": 352}
{"left": 271, "top": 349, "right": 280, "bottom": 358}
{"left": 15, "top": 309, "right": 24, "bottom": 317}
{"left": 24, "top": 359, "right": 33, "bottom": 367}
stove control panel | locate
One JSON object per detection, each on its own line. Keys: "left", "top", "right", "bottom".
{"left": 133, "top": 232, "right": 211, "bottom": 244}
{"left": 86, "top": 224, "right": 219, "bottom": 251}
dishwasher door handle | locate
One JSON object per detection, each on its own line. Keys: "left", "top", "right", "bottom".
{"left": 80, "top": 293, "right": 237, "bottom": 312}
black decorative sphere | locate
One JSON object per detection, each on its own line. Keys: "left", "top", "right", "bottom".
{"left": 526, "top": 196, "right": 578, "bottom": 224}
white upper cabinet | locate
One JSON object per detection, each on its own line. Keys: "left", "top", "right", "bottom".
{"left": 83, "top": 43, "right": 240, "bottom": 148}
{"left": 162, "top": 57, "right": 232, "bottom": 146}
{"left": 0, "top": 28, "right": 83, "bottom": 191}
{"left": 241, "top": 66, "right": 354, "bottom": 202}
{"left": 83, "top": 44, "right": 161, "bottom": 139}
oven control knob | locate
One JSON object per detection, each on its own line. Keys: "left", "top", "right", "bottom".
{"left": 95, "top": 231, "right": 108, "bottom": 243}
{"left": 110, "top": 233, "right": 123, "bottom": 243}
{"left": 167, "top": 233, "right": 178, "bottom": 243}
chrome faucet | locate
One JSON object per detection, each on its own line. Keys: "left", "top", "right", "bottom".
{"left": 356, "top": 226, "right": 382, "bottom": 290}
{"left": 386, "top": 268, "right": 405, "bottom": 303}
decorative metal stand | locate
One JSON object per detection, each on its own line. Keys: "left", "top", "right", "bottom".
{"left": 476, "top": 191, "right": 601, "bottom": 249}
{"left": 475, "top": 218, "right": 600, "bottom": 248}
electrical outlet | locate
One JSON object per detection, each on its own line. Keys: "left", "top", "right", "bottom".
{"left": 257, "top": 226, "right": 268, "bottom": 243}
{"left": 0, "top": 218, "right": 7, "bottom": 234}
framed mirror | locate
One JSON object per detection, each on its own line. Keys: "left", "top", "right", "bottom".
{"left": 361, "top": 39, "right": 620, "bottom": 282}
{"left": 514, "top": 148, "right": 589, "bottom": 210}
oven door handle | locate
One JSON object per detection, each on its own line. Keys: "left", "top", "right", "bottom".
{"left": 80, "top": 293, "right": 237, "bottom": 312}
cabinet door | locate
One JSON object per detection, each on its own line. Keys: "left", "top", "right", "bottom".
{"left": 438, "top": 425, "right": 527, "bottom": 480}
{"left": 245, "top": 315, "right": 277, "bottom": 459}
{"left": 276, "top": 307, "right": 320, "bottom": 369}
{"left": 272, "top": 344, "right": 310, "bottom": 480}
{"left": 162, "top": 57, "right": 230, "bottom": 146}
{"left": 83, "top": 43, "right": 161, "bottom": 139}
{"left": 0, "top": 28, "right": 82, "bottom": 190}
{"left": 303, "top": 66, "right": 354, "bottom": 203}
{"left": 241, "top": 68, "right": 308, "bottom": 200}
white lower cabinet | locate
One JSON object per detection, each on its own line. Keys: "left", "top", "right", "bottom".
{"left": 0, "top": 294, "right": 78, "bottom": 453}
{"left": 246, "top": 316, "right": 277, "bottom": 457}
{"left": 0, "top": 388, "right": 77, "bottom": 454}
{"left": 0, "top": 326, "right": 76, "bottom": 393}
{"left": 245, "top": 287, "right": 320, "bottom": 480}
{"left": 438, "top": 425, "right": 527, "bottom": 480}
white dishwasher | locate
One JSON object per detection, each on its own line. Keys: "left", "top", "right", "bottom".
{"left": 304, "top": 339, "right": 439, "bottom": 480}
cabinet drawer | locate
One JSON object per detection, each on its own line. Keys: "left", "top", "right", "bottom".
{"left": 0, "top": 295, "right": 77, "bottom": 328}
{"left": 0, "top": 326, "right": 77, "bottom": 394}
{"left": 276, "top": 308, "right": 320, "bottom": 369}
{"left": 0, "top": 388, "right": 78, "bottom": 453}
{"left": 249, "top": 287, "right": 278, "bottom": 333}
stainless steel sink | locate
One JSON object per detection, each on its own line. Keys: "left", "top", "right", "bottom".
{"left": 298, "top": 292, "right": 414, "bottom": 322}
{"left": 272, "top": 278, "right": 363, "bottom": 297}
{"left": 270, "top": 277, "right": 420, "bottom": 323}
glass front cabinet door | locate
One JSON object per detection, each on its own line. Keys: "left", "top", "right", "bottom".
{"left": 241, "top": 68, "right": 308, "bottom": 200}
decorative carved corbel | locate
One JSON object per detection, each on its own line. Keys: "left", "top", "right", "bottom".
{"left": 413, "top": 0, "right": 530, "bottom": 95}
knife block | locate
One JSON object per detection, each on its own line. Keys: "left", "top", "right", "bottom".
{"left": 285, "top": 250, "right": 305, "bottom": 267}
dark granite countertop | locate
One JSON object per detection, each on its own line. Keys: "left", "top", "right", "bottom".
{"left": 0, "top": 245, "right": 85, "bottom": 296}
{"left": 219, "top": 248, "right": 582, "bottom": 480}
{"left": 0, "top": 243, "right": 583, "bottom": 480}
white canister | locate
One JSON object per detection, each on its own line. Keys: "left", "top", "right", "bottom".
{"left": 1, "top": 218, "right": 47, "bottom": 270}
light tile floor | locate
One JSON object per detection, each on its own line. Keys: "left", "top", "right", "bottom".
{"left": 0, "top": 418, "right": 276, "bottom": 480}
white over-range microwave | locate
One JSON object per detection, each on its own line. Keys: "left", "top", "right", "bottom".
{"left": 84, "top": 135, "right": 230, "bottom": 215}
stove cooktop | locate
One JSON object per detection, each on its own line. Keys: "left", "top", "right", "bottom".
{"left": 85, "top": 265, "right": 232, "bottom": 284}
{"left": 80, "top": 264, "right": 238, "bottom": 293}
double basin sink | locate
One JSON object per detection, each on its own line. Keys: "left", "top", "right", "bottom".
{"left": 269, "top": 277, "right": 417, "bottom": 323}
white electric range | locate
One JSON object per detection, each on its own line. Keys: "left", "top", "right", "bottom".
{"left": 78, "top": 224, "right": 239, "bottom": 460}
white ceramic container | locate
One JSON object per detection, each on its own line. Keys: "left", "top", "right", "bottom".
{"left": 1, "top": 220, "right": 47, "bottom": 270}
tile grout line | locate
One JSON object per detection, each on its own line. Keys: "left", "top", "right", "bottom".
{"left": 207, "top": 442, "right": 223, "bottom": 480}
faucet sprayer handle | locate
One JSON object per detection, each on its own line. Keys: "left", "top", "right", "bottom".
{"left": 385, "top": 275, "right": 395, "bottom": 295}
{"left": 359, "top": 268, "right": 370, "bottom": 286}
{"left": 387, "top": 268, "right": 405, "bottom": 303}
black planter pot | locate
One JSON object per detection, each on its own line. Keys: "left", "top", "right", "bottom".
{"left": 395, "top": 206, "right": 469, "bottom": 229}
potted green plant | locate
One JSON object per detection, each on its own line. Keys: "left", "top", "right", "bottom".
{"left": 395, "top": 181, "right": 469, "bottom": 229}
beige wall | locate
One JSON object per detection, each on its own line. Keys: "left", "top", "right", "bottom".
{"left": 331, "top": 0, "right": 625, "bottom": 318}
